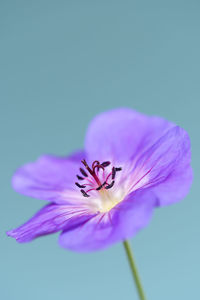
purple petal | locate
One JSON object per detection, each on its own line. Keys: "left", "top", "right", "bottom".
{"left": 85, "top": 108, "right": 173, "bottom": 163}
{"left": 133, "top": 126, "right": 193, "bottom": 205}
{"left": 12, "top": 153, "right": 85, "bottom": 202}
{"left": 59, "top": 189, "right": 156, "bottom": 252}
{"left": 67, "top": 150, "right": 86, "bottom": 162}
{"left": 7, "top": 203, "right": 94, "bottom": 243}
{"left": 152, "top": 165, "right": 193, "bottom": 206}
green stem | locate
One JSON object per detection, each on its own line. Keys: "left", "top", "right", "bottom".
{"left": 123, "top": 240, "right": 147, "bottom": 300}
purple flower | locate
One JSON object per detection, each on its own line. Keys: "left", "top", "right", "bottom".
{"left": 7, "top": 108, "right": 193, "bottom": 252}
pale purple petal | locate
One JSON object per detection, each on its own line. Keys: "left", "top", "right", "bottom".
{"left": 7, "top": 203, "right": 94, "bottom": 243}
{"left": 59, "top": 189, "right": 156, "bottom": 252}
{"left": 132, "top": 126, "right": 193, "bottom": 205}
{"left": 12, "top": 153, "right": 85, "bottom": 202}
{"left": 85, "top": 108, "right": 173, "bottom": 163}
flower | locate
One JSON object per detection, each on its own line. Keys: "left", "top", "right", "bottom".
{"left": 7, "top": 108, "right": 193, "bottom": 252}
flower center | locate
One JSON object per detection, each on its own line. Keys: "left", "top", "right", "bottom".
{"left": 75, "top": 159, "right": 122, "bottom": 202}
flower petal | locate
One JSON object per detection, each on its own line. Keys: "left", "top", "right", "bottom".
{"left": 67, "top": 150, "right": 86, "bottom": 162}
{"left": 132, "top": 126, "right": 192, "bottom": 205}
{"left": 12, "top": 152, "right": 85, "bottom": 202}
{"left": 7, "top": 203, "right": 94, "bottom": 243}
{"left": 152, "top": 165, "right": 193, "bottom": 206}
{"left": 59, "top": 189, "right": 156, "bottom": 252}
{"left": 85, "top": 108, "right": 173, "bottom": 163}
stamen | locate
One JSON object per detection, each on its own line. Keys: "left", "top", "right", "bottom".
{"left": 86, "top": 188, "right": 97, "bottom": 193}
{"left": 101, "top": 161, "right": 111, "bottom": 167}
{"left": 80, "top": 168, "right": 88, "bottom": 177}
{"left": 105, "top": 180, "right": 115, "bottom": 189}
{"left": 81, "top": 160, "right": 94, "bottom": 177}
{"left": 76, "top": 159, "right": 122, "bottom": 198}
{"left": 77, "top": 175, "right": 84, "bottom": 180}
{"left": 80, "top": 189, "right": 90, "bottom": 197}
{"left": 82, "top": 159, "right": 101, "bottom": 185}
{"left": 75, "top": 182, "right": 86, "bottom": 188}
{"left": 96, "top": 181, "right": 106, "bottom": 191}
{"left": 112, "top": 167, "right": 116, "bottom": 179}
{"left": 115, "top": 167, "right": 122, "bottom": 172}
{"left": 105, "top": 172, "right": 112, "bottom": 182}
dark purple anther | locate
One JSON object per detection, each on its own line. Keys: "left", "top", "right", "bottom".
{"left": 96, "top": 181, "right": 106, "bottom": 191}
{"left": 115, "top": 167, "right": 122, "bottom": 172}
{"left": 77, "top": 175, "right": 84, "bottom": 181}
{"left": 75, "top": 182, "right": 86, "bottom": 188}
{"left": 80, "top": 189, "right": 90, "bottom": 197}
{"left": 80, "top": 168, "right": 88, "bottom": 177}
{"left": 101, "top": 161, "right": 111, "bottom": 167}
{"left": 105, "top": 181, "right": 115, "bottom": 189}
{"left": 112, "top": 167, "right": 116, "bottom": 179}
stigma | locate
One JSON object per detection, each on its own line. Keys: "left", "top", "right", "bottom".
{"left": 75, "top": 159, "right": 122, "bottom": 198}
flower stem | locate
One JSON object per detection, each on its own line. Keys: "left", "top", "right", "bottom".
{"left": 123, "top": 240, "right": 147, "bottom": 300}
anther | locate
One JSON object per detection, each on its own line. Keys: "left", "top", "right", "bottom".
{"left": 75, "top": 182, "right": 86, "bottom": 188}
{"left": 77, "top": 159, "right": 120, "bottom": 197}
{"left": 80, "top": 168, "right": 88, "bottom": 177}
{"left": 105, "top": 180, "right": 115, "bottom": 189}
{"left": 80, "top": 189, "right": 90, "bottom": 197}
{"left": 77, "top": 175, "right": 84, "bottom": 181}
{"left": 112, "top": 167, "right": 116, "bottom": 179}
{"left": 101, "top": 161, "right": 111, "bottom": 167}
{"left": 81, "top": 159, "right": 88, "bottom": 168}
{"left": 115, "top": 167, "right": 122, "bottom": 172}
{"left": 96, "top": 181, "right": 107, "bottom": 191}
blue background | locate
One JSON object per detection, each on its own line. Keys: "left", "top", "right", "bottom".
{"left": 1, "top": 1, "right": 199, "bottom": 299}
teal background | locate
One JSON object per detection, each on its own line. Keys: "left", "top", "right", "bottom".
{"left": 1, "top": 1, "right": 199, "bottom": 299}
